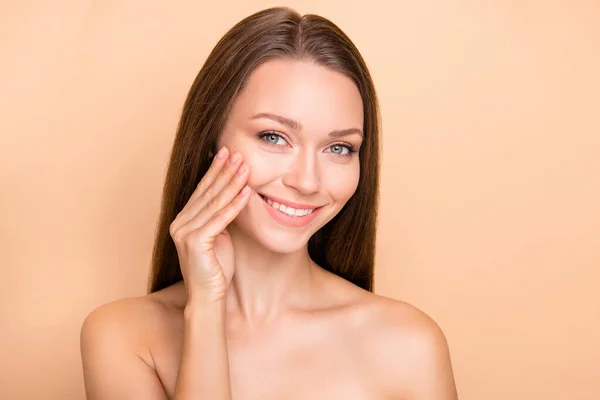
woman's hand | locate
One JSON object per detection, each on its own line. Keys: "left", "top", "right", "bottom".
{"left": 169, "top": 146, "right": 252, "bottom": 304}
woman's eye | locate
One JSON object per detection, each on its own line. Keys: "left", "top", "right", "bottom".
{"left": 258, "top": 132, "right": 356, "bottom": 157}
{"left": 328, "top": 144, "right": 350, "bottom": 155}
{"left": 261, "top": 133, "right": 286, "bottom": 146}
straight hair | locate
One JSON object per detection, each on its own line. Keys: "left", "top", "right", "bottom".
{"left": 148, "top": 7, "right": 381, "bottom": 293}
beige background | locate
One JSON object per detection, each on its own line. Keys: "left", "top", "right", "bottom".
{"left": 1, "top": 1, "right": 599, "bottom": 399}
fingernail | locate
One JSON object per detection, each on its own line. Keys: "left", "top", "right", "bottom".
{"left": 216, "top": 146, "right": 227, "bottom": 160}
{"left": 241, "top": 185, "right": 251, "bottom": 196}
{"left": 229, "top": 152, "right": 241, "bottom": 164}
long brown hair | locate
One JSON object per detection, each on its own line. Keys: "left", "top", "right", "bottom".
{"left": 148, "top": 7, "right": 381, "bottom": 293}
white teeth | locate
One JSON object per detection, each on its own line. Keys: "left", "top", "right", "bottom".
{"left": 262, "top": 196, "right": 315, "bottom": 217}
{"left": 283, "top": 207, "right": 295, "bottom": 216}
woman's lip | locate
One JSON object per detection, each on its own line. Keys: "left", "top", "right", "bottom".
{"left": 259, "top": 194, "right": 323, "bottom": 227}
{"left": 258, "top": 193, "right": 323, "bottom": 210}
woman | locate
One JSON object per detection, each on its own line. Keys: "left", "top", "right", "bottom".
{"left": 81, "top": 7, "right": 458, "bottom": 399}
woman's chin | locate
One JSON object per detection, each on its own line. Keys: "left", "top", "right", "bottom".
{"left": 251, "top": 225, "right": 311, "bottom": 253}
{"left": 231, "top": 219, "right": 310, "bottom": 254}
{"left": 263, "top": 237, "right": 309, "bottom": 254}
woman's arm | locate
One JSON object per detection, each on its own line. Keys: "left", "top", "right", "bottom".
{"left": 166, "top": 146, "right": 250, "bottom": 398}
{"left": 174, "top": 298, "right": 231, "bottom": 399}
{"left": 390, "top": 304, "right": 459, "bottom": 400}
{"left": 372, "top": 300, "right": 458, "bottom": 400}
{"left": 404, "top": 318, "right": 458, "bottom": 399}
{"left": 81, "top": 147, "right": 248, "bottom": 399}
{"left": 80, "top": 300, "right": 169, "bottom": 400}
{"left": 80, "top": 297, "right": 233, "bottom": 400}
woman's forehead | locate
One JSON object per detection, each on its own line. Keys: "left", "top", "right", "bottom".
{"left": 230, "top": 59, "right": 364, "bottom": 131}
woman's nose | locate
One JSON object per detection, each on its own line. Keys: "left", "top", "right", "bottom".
{"left": 281, "top": 151, "right": 321, "bottom": 195}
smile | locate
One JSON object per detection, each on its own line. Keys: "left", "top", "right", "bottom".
{"left": 259, "top": 194, "right": 316, "bottom": 217}
{"left": 258, "top": 194, "right": 324, "bottom": 227}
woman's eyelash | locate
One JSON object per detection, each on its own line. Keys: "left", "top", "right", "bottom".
{"left": 257, "top": 132, "right": 286, "bottom": 146}
{"left": 256, "top": 132, "right": 358, "bottom": 157}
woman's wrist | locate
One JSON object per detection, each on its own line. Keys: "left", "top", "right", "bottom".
{"left": 183, "top": 296, "right": 226, "bottom": 320}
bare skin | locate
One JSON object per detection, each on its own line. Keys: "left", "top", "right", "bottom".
{"left": 81, "top": 60, "right": 458, "bottom": 399}
{"left": 82, "top": 275, "right": 457, "bottom": 399}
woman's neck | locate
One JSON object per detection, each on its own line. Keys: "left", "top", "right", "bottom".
{"left": 224, "top": 225, "right": 319, "bottom": 323}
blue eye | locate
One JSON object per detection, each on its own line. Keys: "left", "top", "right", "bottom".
{"left": 328, "top": 144, "right": 350, "bottom": 156}
{"left": 323, "top": 143, "right": 359, "bottom": 158}
{"left": 261, "top": 133, "right": 286, "bottom": 146}
{"left": 257, "top": 132, "right": 358, "bottom": 158}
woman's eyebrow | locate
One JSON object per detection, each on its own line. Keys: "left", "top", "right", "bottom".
{"left": 329, "top": 128, "right": 363, "bottom": 138}
{"left": 251, "top": 112, "right": 301, "bottom": 131}
{"left": 250, "top": 112, "right": 363, "bottom": 137}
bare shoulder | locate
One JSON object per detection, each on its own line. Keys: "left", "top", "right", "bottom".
{"left": 80, "top": 283, "right": 185, "bottom": 399}
{"left": 358, "top": 293, "right": 459, "bottom": 399}
{"left": 314, "top": 270, "right": 457, "bottom": 398}
{"left": 81, "top": 284, "right": 183, "bottom": 354}
{"left": 363, "top": 293, "right": 447, "bottom": 342}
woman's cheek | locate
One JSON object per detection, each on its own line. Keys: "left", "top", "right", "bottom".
{"left": 243, "top": 151, "right": 282, "bottom": 186}
{"left": 325, "top": 162, "right": 360, "bottom": 200}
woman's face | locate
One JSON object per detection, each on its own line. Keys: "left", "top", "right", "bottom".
{"left": 217, "top": 59, "right": 364, "bottom": 253}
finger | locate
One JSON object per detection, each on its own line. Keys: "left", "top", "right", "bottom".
{"left": 171, "top": 147, "right": 229, "bottom": 235}
{"left": 181, "top": 159, "right": 250, "bottom": 233}
{"left": 185, "top": 146, "right": 230, "bottom": 206}
{"left": 180, "top": 150, "right": 245, "bottom": 222}
{"left": 196, "top": 184, "right": 253, "bottom": 239}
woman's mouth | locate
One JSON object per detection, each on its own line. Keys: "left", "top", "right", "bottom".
{"left": 259, "top": 194, "right": 317, "bottom": 217}
{"left": 258, "top": 194, "right": 324, "bottom": 227}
